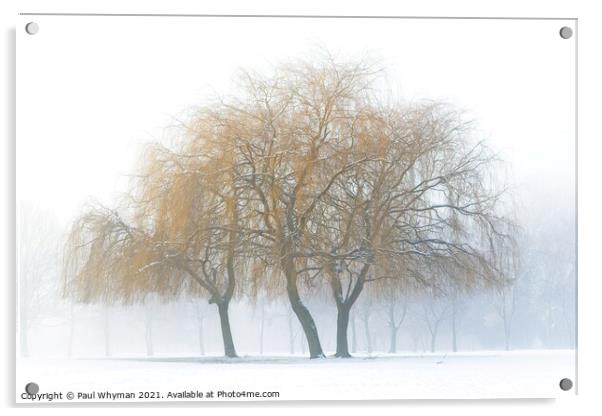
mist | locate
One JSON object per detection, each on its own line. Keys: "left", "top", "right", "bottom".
{"left": 16, "top": 16, "right": 576, "bottom": 401}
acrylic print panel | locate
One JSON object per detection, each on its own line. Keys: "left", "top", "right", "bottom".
{"left": 16, "top": 15, "right": 576, "bottom": 402}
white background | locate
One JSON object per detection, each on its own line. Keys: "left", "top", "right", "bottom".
{"left": 2, "top": 0, "right": 601, "bottom": 415}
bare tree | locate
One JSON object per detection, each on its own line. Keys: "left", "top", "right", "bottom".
{"left": 496, "top": 285, "right": 516, "bottom": 351}
{"left": 102, "top": 305, "right": 111, "bottom": 357}
{"left": 64, "top": 190, "right": 242, "bottom": 358}
{"left": 172, "top": 57, "right": 384, "bottom": 358}
{"left": 258, "top": 302, "right": 266, "bottom": 355}
{"left": 192, "top": 302, "right": 209, "bottom": 356}
{"left": 302, "top": 78, "right": 513, "bottom": 357}
{"left": 450, "top": 291, "right": 461, "bottom": 352}
{"left": 491, "top": 222, "right": 521, "bottom": 350}
{"left": 386, "top": 298, "right": 408, "bottom": 354}
{"left": 358, "top": 300, "right": 373, "bottom": 355}
{"left": 419, "top": 293, "right": 450, "bottom": 353}
{"left": 143, "top": 305, "right": 154, "bottom": 357}
{"left": 18, "top": 204, "right": 61, "bottom": 357}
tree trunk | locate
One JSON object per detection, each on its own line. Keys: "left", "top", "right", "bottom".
{"left": 145, "top": 325, "right": 154, "bottom": 357}
{"left": 451, "top": 305, "right": 458, "bottom": 353}
{"left": 283, "top": 256, "right": 324, "bottom": 359}
{"left": 430, "top": 331, "right": 437, "bottom": 353}
{"left": 363, "top": 312, "right": 372, "bottom": 354}
{"left": 198, "top": 316, "right": 205, "bottom": 356}
{"left": 287, "top": 289, "right": 324, "bottom": 358}
{"left": 388, "top": 303, "right": 397, "bottom": 354}
{"left": 288, "top": 311, "right": 295, "bottom": 355}
{"left": 216, "top": 301, "right": 237, "bottom": 358}
{"left": 145, "top": 310, "right": 154, "bottom": 357}
{"left": 219, "top": 217, "right": 238, "bottom": 359}
{"left": 504, "top": 318, "right": 511, "bottom": 351}
{"left": 350, "top": 312, "right": 357, "bottom": 354}
{"left": 330, "top": 264, "right": 368, "bottom": 358}
{"left": 502, "top": 301, "right": 511, "bottom": 351}
{"left": 259, "top": 304, "right": 265, "bottom": 355}
{"left": 103, "top": 307, "right": 111, "bottom": 357}
{"left": 389, "top": 326, "right": 398, "bottom": 354}
{"left": 335, "top": 304, "right": 351, "bottom": 357}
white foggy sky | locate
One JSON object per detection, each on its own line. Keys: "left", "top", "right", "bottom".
{"left": 17, "top": 16, "right": 575, "bottom": 226}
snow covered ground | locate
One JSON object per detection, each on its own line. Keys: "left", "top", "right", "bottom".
{"left": 16, "top": 350, "right": 575, "bottom": 402}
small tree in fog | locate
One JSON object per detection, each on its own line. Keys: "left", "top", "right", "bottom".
{"left": 18, "top": 205, "right": 61, "bottom": 357}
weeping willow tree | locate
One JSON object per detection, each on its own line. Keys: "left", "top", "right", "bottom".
{"left": 294, "top": 102, "right": 514, "bottom": 357}
{"left": 64, "top": 53, "right": 517, "bottom": 359}
{"left": 165, "top": 57, "right": 388, "bottom": 358}
{"left": 64, "top": 123, "right": 247, "bottom": 357}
